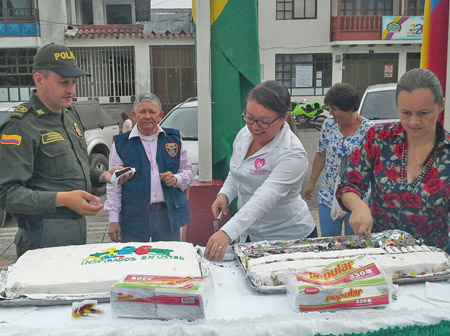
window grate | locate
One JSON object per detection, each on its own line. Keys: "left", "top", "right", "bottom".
{"left": 72, "top": 46, "right": 135, "bottom": 103}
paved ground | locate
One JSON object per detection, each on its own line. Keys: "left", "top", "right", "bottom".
{"left": 0, "top": 128, "right": 322, "bottom": 268}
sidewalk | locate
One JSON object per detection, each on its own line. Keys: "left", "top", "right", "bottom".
{"left": 0, "top": 210, "right": 320, "bottom": 269}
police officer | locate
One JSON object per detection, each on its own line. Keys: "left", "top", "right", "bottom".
{"left": 0, "top": 43, "right": 131, "bottom": 257}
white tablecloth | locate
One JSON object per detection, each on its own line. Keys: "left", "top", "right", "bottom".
{"left": 1, "top": 259, "right": 450, "bottom": 336}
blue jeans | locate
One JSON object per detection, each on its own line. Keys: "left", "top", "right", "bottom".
{"left": 318, "top": 204, "right": 353, "bottom": 237}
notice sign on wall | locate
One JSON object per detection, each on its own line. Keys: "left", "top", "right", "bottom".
{"left": 382, "top": 16, "right": 423, "bottom": 40}
{"left": 384, "top": 65, "right": 394, "bottom": 78}
{"left": 295, "top": 65, "right": 313, "bottom": 87}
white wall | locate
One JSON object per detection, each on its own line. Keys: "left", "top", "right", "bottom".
{"left": 38, "top": 0, "right": 67, "bottom": 45}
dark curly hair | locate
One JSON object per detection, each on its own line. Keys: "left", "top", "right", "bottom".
{"left": 324, "top": 83, "right": 360, "bottom": 112}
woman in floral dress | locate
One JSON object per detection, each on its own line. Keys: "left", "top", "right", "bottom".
{"left": 304, "top": 83, "right": 373, "bottom": 237}
{"left": 337, "top": 68, "right": 450, "bottom": 252}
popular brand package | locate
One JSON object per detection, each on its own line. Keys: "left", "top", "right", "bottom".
{"left": 286, "top": 256, "right": 391, "bottom": 312}
{"left": 110, "top": 274, "right": 212, "bottom": 320}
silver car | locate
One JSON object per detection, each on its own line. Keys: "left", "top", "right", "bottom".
{"left": 358, "top": 83, "right": 399, "bottom": 124}
{"left": 160, "top": 98, "right": 199, "bottom": 175}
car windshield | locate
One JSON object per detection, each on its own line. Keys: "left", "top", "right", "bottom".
{"left": 360, "top": 90, "right": 398, "bottom": 120}
{"left": 161, "top": 106, "right": 198, "bottom": 140}
{"left": 0, "top": 112, "right": 11, "bottom": 126}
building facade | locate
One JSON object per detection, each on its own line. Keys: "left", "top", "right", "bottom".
{"left": 259, "top": 0, "right": 424, "bottom": 100}
{"left": 1, "top": 0, "right": 425, "bottom": 107}
{"left": 0, "top": 0, "right": 195, "bottom": 112}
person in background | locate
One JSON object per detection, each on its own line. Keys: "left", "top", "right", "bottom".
{"left": 337, "top": 68, "right": 450, "bottom": 253}
{"left": 304, "top": 83, "right": 374, "bottom": 237}
{"left": 205, "top": 80, "right": 316, "bottom": 261}
{"left": 121, "top": 111, "right": 132, "bottom": 133}
{"left": 105, "top": 93, "right": 194, "bottom": 243}
{"left": 0, "top": 43, "right": 131, "bottom": 257}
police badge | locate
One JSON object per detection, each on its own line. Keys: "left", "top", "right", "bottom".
{"left": 165, "top": 143, "right": 179, "bottom": 158}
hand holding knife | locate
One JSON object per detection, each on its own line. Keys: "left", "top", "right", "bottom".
{"left": 213, "top": 210, "right": 223, "bottom": 232}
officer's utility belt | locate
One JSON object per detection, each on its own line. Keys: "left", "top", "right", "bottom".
{"left": 17, "top": 207, "right": 82, "bottom": 231}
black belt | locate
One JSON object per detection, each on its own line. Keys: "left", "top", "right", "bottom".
{"left": 149, "top": 202, "right": 166, "bottom": 211}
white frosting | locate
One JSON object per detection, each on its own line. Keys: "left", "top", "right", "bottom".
{"left": 247, "top": 248, "right": 450, "bottom": 286}
{"left": 5, "top": 242, "right": 201, "bottom": 295}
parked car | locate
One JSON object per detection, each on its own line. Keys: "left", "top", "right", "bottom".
{"left": 0, "top": 100, "right": 119, "bottom": 227}
{"left": 160, "top": 98, "right": 199, "bottom": 175}
{"left": 358, "top": 83, "right": 399, "bottom": 124}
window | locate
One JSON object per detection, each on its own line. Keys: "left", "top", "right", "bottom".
{"left": 276, "top": 0, "right": 317, "bottom": 20}
{"left": 0, "top": 48, "right": 36, "bottom": 101}
{"left": 106, "top": 4, "right": 132, "bottom": 24}
{"left": 341, "top": 0, "right": 394, "bottom": 15}
{"left": 407, "top": 0, "right": 425, "bottom": 16}
{"left": 275, "top": 54, "right": 332, "bottom": 96}
{"left": 0, "top": 0, "right": 34, "bottom": 21}
{"left": 135, "top": 0, "right": 150, "bottom": 22}
{"left": 81, "top": 0, "right": 93, "bottom": 24}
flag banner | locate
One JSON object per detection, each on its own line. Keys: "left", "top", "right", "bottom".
{"left": 194, "top": 0, "right": 261, "bottom": 180}
{"left": 421, "top": 0, "right": 449, "bottom": 123}
{"left": 382, "top": 16, "right": 423, "bottom": 40}
{"left": 421, "top": 0, "right": 449, "bottom": 89}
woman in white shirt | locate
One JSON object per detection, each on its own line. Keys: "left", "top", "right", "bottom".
{"left": 204, "top": 80, "right": 316, "bottom": 261}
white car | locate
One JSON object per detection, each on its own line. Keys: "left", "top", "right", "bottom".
{"left": 160, "top": 98, "right": 199, "bottom": 175}
{"left": 358, "top": 83, "right": 399, "bottom": 124}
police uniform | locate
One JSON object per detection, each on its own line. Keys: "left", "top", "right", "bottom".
{"left": 0, "top": 92, "right": 104, "bottom": 256}
{"left": 0, "top": 43, "right": 97, "bottom": 257}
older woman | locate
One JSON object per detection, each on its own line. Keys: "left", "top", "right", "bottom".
{"left": 204, "top": 81, "right": 316, "bottom": 260}
{"left": 337, "top": 68, "right": 450, "bottom": 252}
{"left": 304, "top": 83, "right": 374, "bottom": 237}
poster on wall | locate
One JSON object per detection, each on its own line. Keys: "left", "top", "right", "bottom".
{"left": 384, "top": 65, "right": 394, "bottom": 78}
{"left": 382, "top": 16, "right": 423, "bottom": 40}
{"left": 295, "top": 65, "right": 313, "bottom": 87}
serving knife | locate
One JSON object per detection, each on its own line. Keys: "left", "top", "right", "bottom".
{"left": 213, "top": 210, "right": 223, "bottom": 232}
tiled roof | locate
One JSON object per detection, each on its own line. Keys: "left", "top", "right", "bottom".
{"left": 151, "top": 8, "right": 191, "bottom": 15}
{"left": 66, "top": 24, "right": 194, "bottom": 39}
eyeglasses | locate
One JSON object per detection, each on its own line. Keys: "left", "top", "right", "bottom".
{"left": 241, "top": 111, "right": 281, "bottom": 129}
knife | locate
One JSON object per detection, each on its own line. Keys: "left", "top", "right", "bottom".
{"left": 213, "top": 210, "right": 223, "bottom": 232}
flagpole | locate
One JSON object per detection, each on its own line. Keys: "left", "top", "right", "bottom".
{"left": 196, "top": 0, "right": 213, "bottom": 182}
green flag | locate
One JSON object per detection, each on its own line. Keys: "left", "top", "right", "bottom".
{"left": 194, "top": 0, "right": 261, "bottom": 180}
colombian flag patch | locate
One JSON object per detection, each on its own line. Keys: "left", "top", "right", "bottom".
{"left": 1, "top": 134, "right": 22, "bottom": 146}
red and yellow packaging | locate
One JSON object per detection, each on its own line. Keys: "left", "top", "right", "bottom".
{"left": 286, "top": 256, "right": 391, "bottom": 312}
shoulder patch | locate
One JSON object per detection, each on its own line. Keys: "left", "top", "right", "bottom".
{"left": 11, "top": 105, "right": 30, "bottom": 119}
{"left": 1, "top": 134, "right": 22, "bottom": 146}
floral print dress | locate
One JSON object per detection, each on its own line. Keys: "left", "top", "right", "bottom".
{"left": 336, "top": 122, "right": 450, "bottom": 251}
{"left": 317, "top": 116, "right": 374, "bottom": 208}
